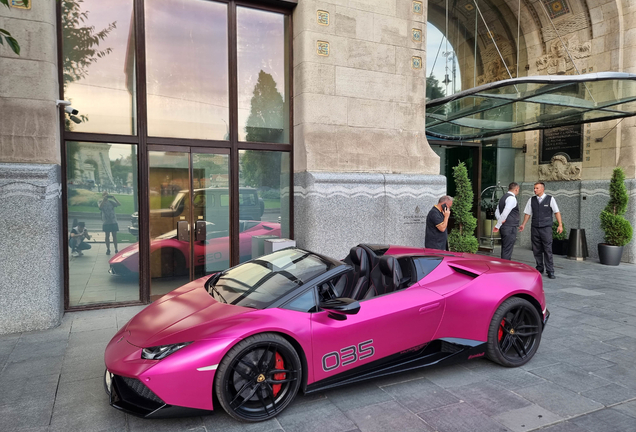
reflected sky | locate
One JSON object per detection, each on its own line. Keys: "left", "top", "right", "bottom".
{"left": 63, "top": 0, "right": 135, "bottom": 134}
{"left": 427, "top": 23, "right": 461, "bottom": 97}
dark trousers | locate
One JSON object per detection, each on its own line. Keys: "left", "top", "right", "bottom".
{"left": 500, "top": 224, "right": 517, "bottom": 261}
{"left": 531, "top": 226, "right": 554, "bottom": 273}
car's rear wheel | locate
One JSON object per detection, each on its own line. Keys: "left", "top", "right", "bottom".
{"left": 215, "top": 333, "right": 301, "bottom": 422}
{"left": 486, "top": 297, "right": 542, "bottom": 367}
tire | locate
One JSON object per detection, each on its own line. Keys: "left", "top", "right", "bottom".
{"left": 486, "top": 297, "right": 542, "bottom": 367}
{"left": 215, "top": 333, "right": 302, "bottom": 422}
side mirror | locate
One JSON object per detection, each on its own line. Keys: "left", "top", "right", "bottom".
{"left": 319, "top": 297, "right": 360, "bottom": 319}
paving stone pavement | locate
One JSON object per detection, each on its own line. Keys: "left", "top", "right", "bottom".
{"left": 1, "top": 248, "right": 635, "bottom": 432}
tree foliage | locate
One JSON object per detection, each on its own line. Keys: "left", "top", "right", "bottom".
{"left": 448, "top": 162, "right": 479, "bottom": 253}
{"left": 552, "top": 219, "right": 567, "bottom": 241}
{"left": 62, "top": 0, "right": 116, "bottom": 89}
{"left": 600, "top": 167, "right": 633, "bottom": 246}
{"left": 426, "top": 75, "right": 446, "bottom": 101}
{"left": 0, "top": 0, "right": 28, "bottom": 54}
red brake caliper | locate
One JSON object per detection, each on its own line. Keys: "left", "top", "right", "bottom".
{"left": 272, "top": 352, "right": 286, "bottom": 396}
{"left": 498, "top": 319, "right": 506, "bottom": 341}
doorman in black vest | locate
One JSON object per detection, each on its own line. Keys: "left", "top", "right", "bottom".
{"left": 519, "top": 182, "right": 563, "bottom": 279}
{"left": 493, "top": 182, "right": 520, "bottom": 260}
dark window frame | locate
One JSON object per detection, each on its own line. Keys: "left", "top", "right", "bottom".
{"left": 58, "top": 0, "right": 294, "bottom": 311}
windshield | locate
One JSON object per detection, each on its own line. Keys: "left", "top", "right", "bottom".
{"left": 170, "top": 191, "right": 188, "bottom": 210}
{"left": 209, "top": 248, "right": 339, "bottom": 309}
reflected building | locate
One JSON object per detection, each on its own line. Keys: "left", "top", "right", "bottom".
{"left": 1, "top": 0, "right": 636, "bottom": 333}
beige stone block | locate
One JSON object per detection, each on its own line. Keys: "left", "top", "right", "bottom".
{"left": 294, "top": 92, "right": 348, "bottom": 126}
{"left": 592, "top": 36, "right": 605, "bottom": 54}
{"left": 589, "top": 6, "right": 603, "bottom": 25}
{"left": 349, "top": 0, "right": 396, "bottom": 17}
{"left": 292, "top": 0, "right": 337, "bottom": 39}
{"left": 625, "top": 28, "right": 636, "bottom": 48}
{"left": 334, "top": 6, "right": 375, "bottom": 41}
{"left": 1, "top": 16, "right": 57, "bottom": 64}
{"left": 405, "top": 75, "right": 425, "bottom": 104}
{"left": 294, "top": 62, "right": 335, "bottom": 96}
{"left": 395, "top": 46, "right": 424, "bottom": 77}
{"left": 586, "top": 149, "right": 602, "bottom": 167}
{"left": 601, "top": 148, "right": 617, "bottom": 167}
{"left": 395, "top": 0, "right": 426, "bottom": 23}
{"left": 0, "top": 99, "right": 60, "bottom": 164}
{"left": 0, "top": 58, "right": 58, "bottom": 100}
{"left": 601, "top": 2, "right": 619, "bottom": 21}
{"left": 294, "top": 122, "right": 342, "bottom": 172}
{"left": 582, "top": 167, "right": 602, "bottom": 180}
{"left": 335, "top": 66, "right": 407, "bottom": 102}
{"left": 395, "top": 102, "right": 424, "bottom": 131}
{"left": 593, "top": 19, "right": 610, "bottom": 38}
{"left": 347, "top": 98, "right": 395, "bottom": 128}
{"left": 347, "top": 39, "right": 396, "bottom": 73}
{"left": 293, "top": 30, "right": 349, "bottom": 67}
{"left": 373, "top": 14, "right": 408, "bottom": 46}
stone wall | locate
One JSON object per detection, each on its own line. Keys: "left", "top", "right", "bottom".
{"left": 0, "top": 164, "right": 64, "bottom": 333}
{"left": 294, "top": 172, "right": 445, "bottom": 257}
{"left": 1, "top": 2, "right": 63, "bottom": 334}
{"left": 518, "top": 180, "right": 636, "bottom": 264}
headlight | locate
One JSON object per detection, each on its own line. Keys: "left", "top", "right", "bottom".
{"left": 141, "top": 342, "right": 192, "bottom": 360}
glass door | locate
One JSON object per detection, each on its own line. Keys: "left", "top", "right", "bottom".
{"left": 148, "top": 148, "right": 230, "bottom": 300}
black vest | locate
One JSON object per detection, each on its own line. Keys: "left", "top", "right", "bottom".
{"left": 531, "top": 195, "right": 554, "bottom": 228}
{"left": 498, "top": 192, "right": 520, "bottom": 227}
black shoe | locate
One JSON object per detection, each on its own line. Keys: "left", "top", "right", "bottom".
{"left": 115, "top": 249, "right": 118, "bottom": 253}
{"left": 106, "top": 249, "right": 111, "bottom": 255}
{"left": 536, "top": 266, "right": 544, "bottom": 274}
{"left": 547, "top": 272, "right": 556, "bottom": 279}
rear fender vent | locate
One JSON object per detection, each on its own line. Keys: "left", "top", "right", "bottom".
{"left": 448, "top": 265, "right": 479, "bottom": 278}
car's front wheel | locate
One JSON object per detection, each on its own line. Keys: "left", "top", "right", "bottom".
{"left": 215, "top": 333, "right": 302, "bottom": 422}
{"left": 486, "top": 297, "right": 542, "bottom": 367}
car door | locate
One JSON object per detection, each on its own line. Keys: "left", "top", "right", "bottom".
{"left": 310, "top": 276, "right": 445, "bottom": 383}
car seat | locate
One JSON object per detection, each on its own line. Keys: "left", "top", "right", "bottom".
{"left": 365, "top": 255, "right": 403, "bottom": 299}
{"left": 343, "top": 247, "right": 370, "bottom": 299}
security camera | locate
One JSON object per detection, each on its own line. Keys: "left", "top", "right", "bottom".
{"left": 69, "top": 115, "right": 82, "bottom": 124}
{"left": 65, "top": 105, "right": 79, "bottom": 115}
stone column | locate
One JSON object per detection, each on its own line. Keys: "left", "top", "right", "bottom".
{"left": 0, "top": 1, "right": 63, "bottom": 333}
{"left": 292, "top": 0, "right": 444, "bottom": 258}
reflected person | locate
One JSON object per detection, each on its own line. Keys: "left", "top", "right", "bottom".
{"left": 99, "top": 191, "right": 121, "bottom": 255}
{"left": 70, "top": 222, "right": 92, "bottom": 257}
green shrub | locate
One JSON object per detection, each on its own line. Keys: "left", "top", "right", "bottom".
{"left": 448, "top": 162, "right": 479, "bottom": 253}
{"left": 552, "top": 220, "right": 567, "bottom": 240}
{"left": 600, "top": 168, "right": 633, "bottom": 246}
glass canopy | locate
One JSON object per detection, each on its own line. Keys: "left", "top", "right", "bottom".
{"left": 425, "top": 73, "right": 636, "bottom": 140}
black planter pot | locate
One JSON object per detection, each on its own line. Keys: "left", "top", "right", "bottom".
{"left": 598, "top": 243, "right": 624, "bottom": 266}
{"left": 552, "top": 239, "right": 569, "bottom": 256}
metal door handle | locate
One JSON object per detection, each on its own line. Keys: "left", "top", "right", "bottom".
{"left": 419, "top": 303, "right": 440, "bottom": 314}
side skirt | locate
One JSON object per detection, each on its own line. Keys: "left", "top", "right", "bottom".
{"left": 304, "top": 338, "right": 487, "bottom": 394}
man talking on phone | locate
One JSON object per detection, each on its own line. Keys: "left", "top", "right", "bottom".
{"left": 425, "top": 196, "right": 453, "bottom": 250}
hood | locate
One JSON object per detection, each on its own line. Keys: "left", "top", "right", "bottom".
{"left": 125, "top": 280, "right": 254, "bottom": 347}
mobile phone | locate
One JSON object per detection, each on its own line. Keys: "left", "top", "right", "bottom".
{"left": 441, "top": 203, "right": 448, "bottom": 211}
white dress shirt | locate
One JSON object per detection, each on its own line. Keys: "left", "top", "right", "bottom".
{"left": 494, "top": 192, "right": 518, "bottom": 229}
{"left": 523, "top": 193, "right": 560, "bottom": 216}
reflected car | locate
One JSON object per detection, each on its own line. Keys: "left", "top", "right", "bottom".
{"left": 104, "top": 245, "right": 549, "bottom": 421}
{"left": 128, "top": 187, "right": 265, "bottom": 238}
{"left": 109, "top": 221, "right": 281, "bottom": 277}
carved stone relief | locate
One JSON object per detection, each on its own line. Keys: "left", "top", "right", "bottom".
{"left": 477, "top": 34, "right": 516, "bottom": 85}
{"left": 541, "top": 13, "right": 590, "bottom": 42}
{"left": 536, "top": 35, "right": 591, "bottom": 75}
{"left": 538, "top": 155, "right": 582, "bottom": 181}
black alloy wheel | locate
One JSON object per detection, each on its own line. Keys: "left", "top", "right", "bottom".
{"left": 486, "top": 297, "right": 542, "bottom": 367}
{"left": 215, "top": 333, "right": 302, "bottom": 422}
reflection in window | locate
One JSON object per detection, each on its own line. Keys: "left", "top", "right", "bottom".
{"left": 238, "top": 150, "right": 290, "bottom": 262}
{"left": 237, "top": 7, "right": 290, "bottom": 143}
{"left": 62, "top": 0, "right": 136, "bottom": 134}
{"left": 66, "top": 142, "right": 140, "bottom": 306}
{"left": 145, "top": 0, "right": 229, "bottom": 140}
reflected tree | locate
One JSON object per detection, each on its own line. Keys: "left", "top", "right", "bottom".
{"left": 241, "top": 151, "right": 281, "bottom": 190}
{"left": 426, "top": 75, "right": 446, "bottom": 101}
{"left": 245, "top": 70, "right": 285, "bottom": 143}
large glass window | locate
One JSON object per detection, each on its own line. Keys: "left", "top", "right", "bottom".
{"left": 238, "top": 150, "right": 290, "bottom": 262}
{"left": 237, "top": 7, "right": 290, "bottom": 143}
{"left": 62, "top": 0, "right": 136, "bottom": 135}
{"left": 66, "top": 142, "right": 140, "bottom": 306}
{"left": 145, "top": 0, "right": 229, "bottom": 140}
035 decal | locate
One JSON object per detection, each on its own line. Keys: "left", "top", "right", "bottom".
{"left": 322, "top": 340, "right": 375, "bottom": 372}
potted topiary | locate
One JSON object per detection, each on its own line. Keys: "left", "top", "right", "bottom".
{"left": 448, "top": 162, "right": 479, "bottom": 253}
{"left": 552, "top": 220, "right": 568, "bottom": 255}
{"left": 598, "top": 167, "right": 633, "bottom": 265}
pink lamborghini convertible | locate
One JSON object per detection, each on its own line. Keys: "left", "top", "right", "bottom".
{"left": 104, "top": 245, "right": 549, "bottom": 421}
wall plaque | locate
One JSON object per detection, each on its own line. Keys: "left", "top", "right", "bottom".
{"left": 317, "top": 10, "right": 329, "bottom": 26}
{"left": 316, "top": 41, "right": 329, "bottom": 57}
{"left": 411, "top": 56, "right": 422, "bottom": 70}
{"left": 412, "top": 29, "right": 422, "bottom": 43}
{"left": 540, "top": 124, "right": 582, "bottom": 163}
{"left": 412, "top": 1, "right": 423, "bottom": 14}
